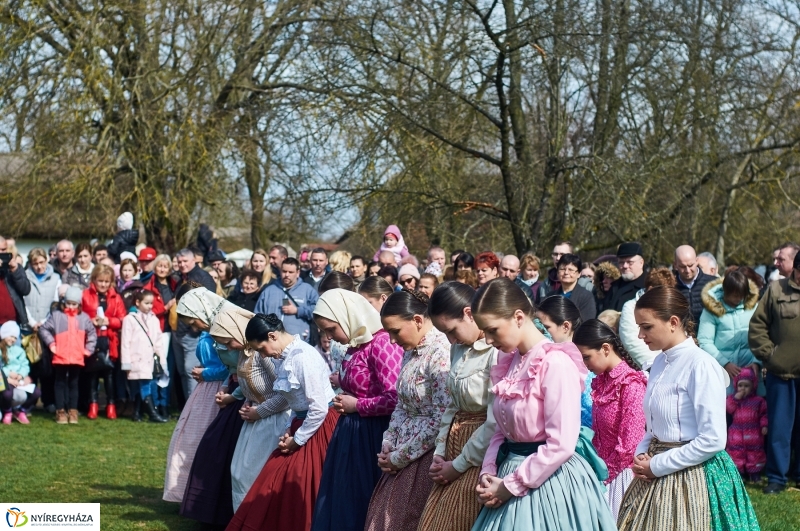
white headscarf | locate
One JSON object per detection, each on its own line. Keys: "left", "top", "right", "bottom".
{"left": 177, "top": 287, "right": 232, "bottom": 326}
{"left": 313, "top": 288, "right": 383, "bottom": 347}
{"left": 209, "top": 305, "right": 255, "bottom": 345}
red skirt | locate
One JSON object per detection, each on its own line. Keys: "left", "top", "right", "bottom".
{"left": 226, "top": 407, "right": 340, "bottom": 531}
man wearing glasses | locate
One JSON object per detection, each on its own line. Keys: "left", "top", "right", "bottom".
{"left": 0, "top": 236, "right": 31, "bottom": 327}
{"left": 537, "top": 242, "right": 574, "bottom": 302}
{"left": 607, "top": 242, "right": 647, "bottom": 312}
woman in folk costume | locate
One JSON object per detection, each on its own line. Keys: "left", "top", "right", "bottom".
{"left": 469, "top": 279, "right": 616, "bottom": 531}
{"left": 226, "top": 313, "right": 339, "bottom": 531}
{"left": 163, "top": 288, "right": 231, "bottom": 503}
{"left": 310, "top": 289, "right": 404, "bottom": 531}
{"left": 617, "top": 287, "right": 759, "bottom": 531}
{"left": 212, "top": 306, "right": 291, "bottom": 511}
{"left": 418, "top": 282, "right": 498, "bottom": 531}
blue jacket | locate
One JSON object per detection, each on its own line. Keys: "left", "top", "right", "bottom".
{"left": 698, "top": 278, "right": 761, "bottom": 393}
{"left": 196, "top": 332, "right": 228, "bottom": 382}
{"left": 1, "top": 345, "right": 30, "bottom": 378}
{"left": 254, "top": 281, "right": 319, "bottom": 341}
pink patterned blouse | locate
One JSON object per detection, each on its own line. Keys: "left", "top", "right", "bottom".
{"left": 382, "top": 328, "right": 451, "bottom": 469}
{"left": 591, "top": 362, "right": 648, "bottom": 483}
{"left": 341, "top": 329, "right": 404, "bottom": 417}
{"left": 481, "top": 339, "right": 586, "bottom": 497}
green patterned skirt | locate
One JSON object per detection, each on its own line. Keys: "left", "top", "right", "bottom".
{"left": 617, "top": 439, "right": 760, "bottom": 531}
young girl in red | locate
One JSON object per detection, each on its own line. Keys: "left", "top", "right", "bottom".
{"left": 726, "top": 367, "right": 768, "bottom": 481}
{"left": 39, "top": 286, "right": 97, "bottom": 424}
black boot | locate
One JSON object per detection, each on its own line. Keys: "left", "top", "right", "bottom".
{"left": 158, "top": 405, "right": 169, "bottom": 419}
{"left": 132, "top": 395, "right": 142, "bottom": 422}
{"left": 144, "top": 396, "right": 167, "bottom": 423}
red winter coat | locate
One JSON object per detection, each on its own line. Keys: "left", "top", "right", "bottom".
{"left": 82, "top": 284, "right": 126, "bottom": 360}
{"left": 141, "top": 276, "right": 167, "bottom": 332}
{"left": 38, "top": 308, "right": 97, "bottom": 366}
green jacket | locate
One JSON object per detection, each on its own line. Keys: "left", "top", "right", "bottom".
{"left": 748, "top": 277, "right": 800, "bottom": 379}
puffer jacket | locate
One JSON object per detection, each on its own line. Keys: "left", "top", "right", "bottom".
{"left": 24, "top": 265, "right": 61, "bottom": 326}
{"left": 120, "top": 311, "right": 165, "bottom": 380}
{"left": 38, "top": 308, "right": 97, "bottom": 366}
{"left": 81, "top": 284, "right": 126, "bottom": 360}
{"left": 749, "top": 277, "right": 800, "bottom": 379}
{"left": 698, "top": 278, "right": 760, "bottom": 369}
{"left": 107, "top": 229, "right": 139, "bottom": 263}
{"left": 61, "top": 263, "right": 93, "bottom": 290}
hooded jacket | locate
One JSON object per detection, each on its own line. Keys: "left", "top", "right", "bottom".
{"left": 0, "top": 266, "right": 31, "bottom": 327}
{"left": 38, "top": 308, "right": 97, "bottom": 366}
{"left": 698, "top": 278, "right": 760, "bottom": 371}
{"left": 81, "top": 284, "right": 126, "bottom": 360}
{"left": 107, "top": 229, "right": 139, "bottom": 263}
{"left": 372, "top": 224, "right": 410, "bottom": 263}
{"left": 24, "top": 264, "right": 61, "bottom": 326}
{"left": 61, "top": 263, "right": 94, "bottom": 290}
{"left": 749, "top": 276, "right": 800, "bottom": 379}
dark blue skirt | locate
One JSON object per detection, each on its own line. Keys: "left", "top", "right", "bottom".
{"left": 311, "top": 413, "right": 391, "bottom": 531}
{"left": 179, "top": 390, "right": 245, "bottom": 526}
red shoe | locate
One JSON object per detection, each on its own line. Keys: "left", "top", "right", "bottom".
{"left": 106, "top": 404, "right": 117, "bottom": 420}
{"left": 87, "top": 402, "right": 99, "bottom": 420}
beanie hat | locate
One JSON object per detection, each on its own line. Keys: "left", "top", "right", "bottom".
{"left": 0, "top": 321, "right": 20, "bottom": 340}
{"left": 398, "top": 264, "right": 421, "bottom": 280}
{"left": 120, "top": 251, "right": 138, "bottom": 263}
{"left": 65, "top": 286, "right": 83, "bottom": 304}
{"left": 117, "top": 212, "right": 134, "bottom": 231}
{"left": 733, "top": 366, "right": 756, "bottom": 390}
{"left": 424, "top": 262, "right": 442, "bottom": 277}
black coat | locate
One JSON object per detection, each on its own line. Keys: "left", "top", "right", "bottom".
{"left": 108, "top": 229, "right": 140, "bottom": 263}
{"left": 606, "top": 273, "right": 647, "bottom": 312}
{"left": 674, "top": 270, "right": 717, "bottom": 325}
{"left": 557, "top": 284, "right": 597, "bottom": 323}
{"left": 227, "top": 290, "right": 260, "bottom": 313}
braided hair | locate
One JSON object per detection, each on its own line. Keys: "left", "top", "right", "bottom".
{"left": 573, "top": 319, "right": 641, "bottom": 371}
{"left": 245, "top": 313, "right": 286, "bottom": 342}
{"left": 381, "top": 288, "right": 430, "bottom": 320}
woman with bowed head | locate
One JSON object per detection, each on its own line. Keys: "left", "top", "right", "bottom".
{"left": 163, "top": 287, "right": 231, "bottom": 504}
{"left": 363, "top": 290, "right": 451, "bottom": 531}
{"left": 357, "top": 276, "right": 394, "bottom": 313}
{"left": 573, "top": 320, "right": 647, "bottom": 519}
{"left": 417, "top": 282, "right": 498, "bottom": 531}
{"left": 536, "top": 295, "right": 595, "bottom": 428}
{"left": 81, "top": 264, "right": 126, "bottom": 420}
{"left": 182, "top": 305, "right": 288, "bottom": 526}
{"left": 470, "top": 278, "right": 616, "bottom": 531}
{"left": 226, "top": 313, "right": 338, "bottom": 531}
{"left": 617, "top": 286, "right": 758, "bottom": 531}
{"left": 310, "top": 289, "right": 404, "bottom": 531}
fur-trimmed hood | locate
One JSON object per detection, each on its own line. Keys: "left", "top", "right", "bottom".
{"left": 701, "top": 277, "right": 759, "bottom": 317}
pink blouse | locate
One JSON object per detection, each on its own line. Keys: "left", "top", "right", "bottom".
{"left": 591, "top": 362, "right": 648, "bottom": 483}
{"left": 481, "top": 339, "right": 585, "bottom": 496}
{"left": 341, "top": 330, "right": 404, "bottom": 417}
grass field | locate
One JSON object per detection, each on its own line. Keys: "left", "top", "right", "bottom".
{"left": 2, "top": 410, "right": 800, "bottom": 530}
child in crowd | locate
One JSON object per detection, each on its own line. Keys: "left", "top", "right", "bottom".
{"left": 118, "top": 258, "right": 143, "bottom": 310}
{"left": 573, "top": 319, "right": 647, "bottom": 519}
{"left": 372, "top": 225, "right": 409, "bottom": 263}
{"left": 39, "top": 287, "right": 97, "bottom": 425}
{"left": 597, "top": 310, "right": 621, "bottom": 332}
{"left": 726, "top": 367, "right": 768, "bottom": 482}
{"left": 1, "top": 321, "right": 40, "bottom": 424}
{"left": 121, "top": 290, "right": 167, "bottom": 423}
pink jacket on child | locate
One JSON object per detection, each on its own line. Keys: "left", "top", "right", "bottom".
{"left": 726, "top": 367, "right": 767, "bottom": 474}
{"left": 120, "top": 311, "right": 165, "bottom": 380}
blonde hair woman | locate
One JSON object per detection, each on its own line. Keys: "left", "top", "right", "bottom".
{"left": 328, "top": 250, "right": 352, "bottom": 274}
{"left": 250, "top": 249, "right": 274, "bottom": 287}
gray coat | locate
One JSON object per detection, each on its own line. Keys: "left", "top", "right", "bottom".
{"left": 24, "top": 265, "right": 62, "bottom": 326}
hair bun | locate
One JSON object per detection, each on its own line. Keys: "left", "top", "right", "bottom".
{"left": 257, "top": 313, "right": 282, "bottom": 328}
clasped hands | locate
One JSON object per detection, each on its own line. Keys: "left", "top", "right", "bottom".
{"left": 377, "top": 442, "right": 400, "bottom": 475}
{"left": 632, "top": 453, "right": 656, "bottom": 480}
{"left": 475, "top": 473, "right": 512, "bottom": 508}
{"left": 278, "top": 431, "right": 300, "bottom": 454}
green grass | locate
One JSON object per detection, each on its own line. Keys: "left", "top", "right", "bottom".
{"left": 0, "top": 410, "right": 209, "bottom": 531}
{"left": 2, "top": 409, "right": 799, "bottom": 530}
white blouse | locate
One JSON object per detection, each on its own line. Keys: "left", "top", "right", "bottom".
{"left": 636, "top": 338, "right": 727, "bottom": 477}
{"left": 273, "top": 336, "right": 336, "bottom": 446}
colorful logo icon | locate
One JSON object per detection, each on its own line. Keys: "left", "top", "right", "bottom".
{"left": 5, "top": 508, "right": 27, "bottom": 527}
